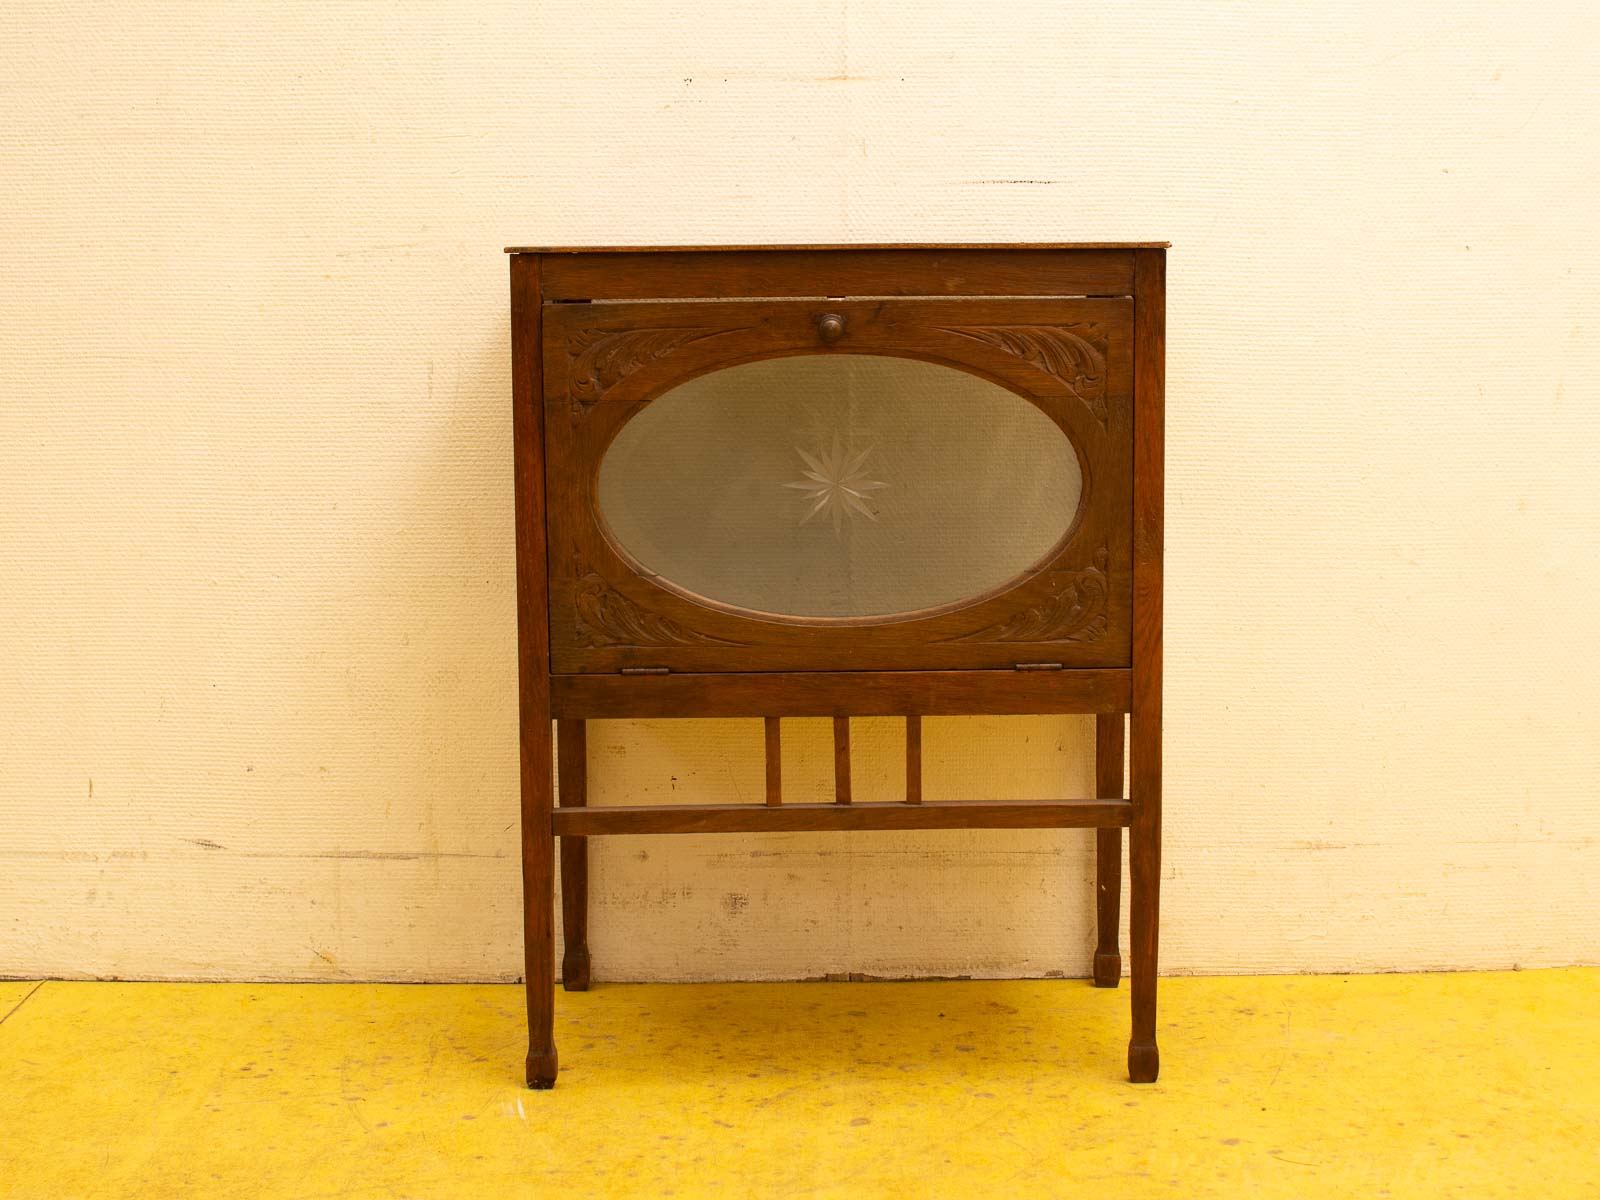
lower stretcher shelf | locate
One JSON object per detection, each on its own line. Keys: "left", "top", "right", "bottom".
{"left": 551, "top": 797, "right": 1133, "bottom": 836}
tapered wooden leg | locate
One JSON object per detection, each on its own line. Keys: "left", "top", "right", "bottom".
{"left": 511, "top": 253, "right": 557, "bottom": 1089}
{"left": 521, "top": 713, "right": 558, "bottom": 1089}
{"left": 1093, "top": 713, "right": 1124, "bottom": 988}
{"left": 1128, "top": 245, "right": 1164, "bottom": 1084}
{"left": 558, "top": 720, "right": 590, "bottom": 992}
{"left": 1128, "top": 704, "right": 1161, "bottom": 1083}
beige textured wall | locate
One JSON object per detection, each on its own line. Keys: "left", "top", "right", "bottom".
{"left": 3, "top": 1, "right": 1597, "bottom": 982}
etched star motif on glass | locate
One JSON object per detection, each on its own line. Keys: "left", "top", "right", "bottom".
{"left": 781, "top": 433, "right": 890, "bottom": 533}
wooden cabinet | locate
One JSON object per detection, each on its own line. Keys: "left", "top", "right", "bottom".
{"left": 508, "top": 243, "right": 1166, "bottom": 1087}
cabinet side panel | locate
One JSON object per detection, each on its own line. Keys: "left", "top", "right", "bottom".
{"left": 1131, "top": 251, "right": 1164, "bottom": 811}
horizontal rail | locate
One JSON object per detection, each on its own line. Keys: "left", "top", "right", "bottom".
{"left": 551, "top": 798, "right": 1133, "bottom": 836}
{"left": 536, "top": 248, "right": 1135, "bottom": 301}
{"left": 551, "top": 669, "right": 1131, "bottom": 719}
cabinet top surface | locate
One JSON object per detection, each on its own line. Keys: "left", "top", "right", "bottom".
{"left": 503, "top": 242, "right": 1169, "bottom": 254}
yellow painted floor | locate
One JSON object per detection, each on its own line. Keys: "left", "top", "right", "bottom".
{"left": 1, "top": 971, "right": 1596, "bottom": 1198}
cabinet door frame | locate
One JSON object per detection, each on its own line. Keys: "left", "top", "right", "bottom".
{"left": 542, "top": 296, "right": 1133, "bottom": 675}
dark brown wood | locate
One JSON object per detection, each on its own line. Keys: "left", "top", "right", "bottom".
{"left": 764, "top": 717, "right": 782, "bottom": 807}
{"left": 1093, "top": 713, "right": 1124, "bottom": 988}
{"left": 509, "top": 243, "right": 1166, "bottom": 1088}
{"left": 1128, "top": 248, "right": 1165, "bottom": 1083}
{"left": 833, "top": 718, "right": 852, "bottom": 805}
{"left": 542, "top": 295, "right": 1133, "bottom": 675}
{"left": 557, "top": 720, "right": 590, "bottom": 992}
{"left": 553, "top": 798, "right": 1132, "bottom": 836}
{"left": 905, "top": 716, "right": 922, "bottom": 804}
{"left": 551, "top": 670, "right": 1131, "bottom": 719}
{"left": 508, "top": 242, "right": 1171, "bottom": 253}
{"left": 511, "top": 254, "right": 558, "bottom": 1089}
{"left": 535, "top": 248, "right": 1137, "bottom": 301}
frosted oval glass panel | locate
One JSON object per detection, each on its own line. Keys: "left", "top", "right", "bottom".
{"left": 597, "top": 355, "right": 1083, "bottom": 619}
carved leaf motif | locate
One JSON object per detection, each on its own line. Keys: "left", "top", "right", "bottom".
{"left": 573, "top": 573, "right": 743, "bottom": 648}
{"left": 940, "top": 324, "right": 1109, "bottom": 427}
{"left": 942, "top": 546, "right": 1110, "bottom": 644}
{"left": 566, "top": 327, "right": 726, "bottom": 416}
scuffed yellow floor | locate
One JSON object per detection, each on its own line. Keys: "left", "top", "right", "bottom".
{"left": 1, "top": 971, "right": 1596, "bottom": 1198}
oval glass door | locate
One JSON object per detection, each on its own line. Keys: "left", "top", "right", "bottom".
{"left": 596, "top": 355, "right": 1084, "bottom": 620}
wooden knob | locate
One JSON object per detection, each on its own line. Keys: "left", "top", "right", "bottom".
{"left": 817, "top": 313, "right": 846, "bottom": 343}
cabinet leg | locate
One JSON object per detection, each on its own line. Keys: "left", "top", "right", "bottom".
{"left": 1128, "top": 243, "right": 1164, "bottom": 1083}
{"left": 558, "top": 719, "right": 591, "bottom": 992}
{"left": 1128, "top": 713, "right": 1161, "bottom": 1083}
{"left": 522, "top": 714, "right": 558, "bottom": 1089}
{"left": 513, "top": 251, "right": 557, "bottom": 1089}
{"left": 1093, "top": 713, "right": 1124, "bottom": 988}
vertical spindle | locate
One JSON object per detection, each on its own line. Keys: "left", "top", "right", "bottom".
{"left": 833, "top": 717, "right": 852, "bottom": 805}
{"left": 905, "top": 715, "right": 922, "bottom": 804}
{"left": 765, "top": 717, "right": 782, "bottom": 807}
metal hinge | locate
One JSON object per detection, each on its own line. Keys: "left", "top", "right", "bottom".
{"left": 619, "top": 666, "right": 670, "bottom": 675}
{"left": 1014, "top": 662, "right": 1064, "bottom": 672}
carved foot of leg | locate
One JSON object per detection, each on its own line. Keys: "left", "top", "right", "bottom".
{"left": 1128, "top": 1038, "right": 1159, "bottom": 1083}
{"left": 1093, "top": 950, "right": 1122, "bottom": 988}
{"left": 562, "top": 948, "right": 591, "bottom": 992}
{"left": 526, "top": 1046, "right": 559, "bottom": 1090}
